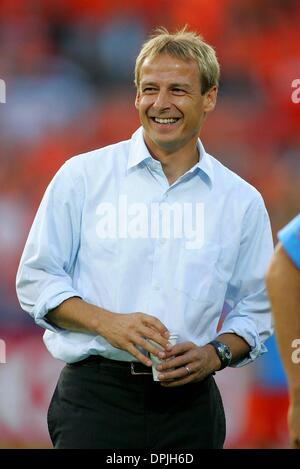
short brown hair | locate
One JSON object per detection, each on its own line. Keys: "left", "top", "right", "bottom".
{"left": 134, "top": 26, "right": 220, "bottom": 95}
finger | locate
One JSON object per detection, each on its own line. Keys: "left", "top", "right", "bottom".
{"left": 164, "top": 341, "right": 195, "bottom": 356}
{"left": 157, "top": 345, "right": 199, "bottom": 371}
{"left": 159, "top": 364, "right": 200, "bottom": 387}
{"left": 158, "top": 363, "right": 194, "bottom": 382}
{"left": 142, "top": 315, "right": 169, "bottom": 338}
{"left": 160, "top": 375, "right": 192, "bottom": 387}
{"left": 135, "top": 334, "right": 167, "bottom": 359}
{"left": 161, "top": 367, "right": 212, "bottom": 387}
{"left": 126, "top": 343, "right": 152, "bottom": 367}
{"left": 157, "top": 351, "right": 195, "bottom": 371}
{"left": 140, "top": 326, "right": 171, "bottom": 352}
{"left": 160, "top": 370, "right": 195, "bottom": 387}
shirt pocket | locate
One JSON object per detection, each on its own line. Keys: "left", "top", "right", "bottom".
{"left": 174, "top": 243, "right": 223, "bottom": 302}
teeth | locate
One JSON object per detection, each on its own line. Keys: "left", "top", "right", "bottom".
{"left": 154, "top": 118, "right": 178, "bottom": 124}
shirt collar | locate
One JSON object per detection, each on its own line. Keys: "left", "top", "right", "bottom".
{"left": 128, "top": 126, "right": 214, "bottom": 185}
{"left": 127, "top": 127, "right": 153, "bottom": 169}
{"left": 194, "top": 139, "right": 214, "bottom": 185}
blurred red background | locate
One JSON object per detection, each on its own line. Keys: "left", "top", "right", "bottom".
{"left": 0, "top": 0, "right": 299, "bottom": 448}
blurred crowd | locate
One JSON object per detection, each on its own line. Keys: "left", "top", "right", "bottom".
{"left": 0, "top": 0, "right": 299, "bottom": 447}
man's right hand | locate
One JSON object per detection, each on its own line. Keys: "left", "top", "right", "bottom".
{"left": 99, "top": 310, "right": 171, "bottom": 366}
{"left": 47, "top": 298, "right": 170, "bottom": 367}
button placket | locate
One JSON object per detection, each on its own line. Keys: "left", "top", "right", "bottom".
{"left": 150, "top": 189, "right": 172, "bottom": 292}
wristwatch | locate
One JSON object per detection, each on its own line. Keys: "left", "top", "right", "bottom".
{"left": 208, "top": 340, "right": 232, "bottom": 370}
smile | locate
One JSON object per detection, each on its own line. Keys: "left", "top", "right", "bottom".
{"left": 151, "top": 117, "right": 180, "bottom": 124}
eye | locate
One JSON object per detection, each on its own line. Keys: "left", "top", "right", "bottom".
{"left": 143, "top": 87, "right": 157, "bottom": 94}
{"left": 172, "top": 88, "right": 186, "bottom": 95}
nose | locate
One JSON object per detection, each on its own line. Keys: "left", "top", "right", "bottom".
{"left": 152, "top": 89, "right": 171, "bottom": 112}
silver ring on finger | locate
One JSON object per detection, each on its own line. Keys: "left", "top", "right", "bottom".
{"left": 184, "top": 365, "right": 192, "bottom": 376}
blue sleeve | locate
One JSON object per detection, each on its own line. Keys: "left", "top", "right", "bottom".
{"left": 278, "top": 213, "right": 300, "bottom": 269}
{"left": 219, "top": 195, "right": 274, "bottom": 366}
{"left": 16, "top": 158, "right": 84, "bottom": 331}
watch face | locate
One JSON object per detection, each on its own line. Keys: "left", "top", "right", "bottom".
{"left": 210, "top": 340, "right": 232, "bottom": 369}
{"left": 218, "top": 343, "right": 232, "bottom": 362}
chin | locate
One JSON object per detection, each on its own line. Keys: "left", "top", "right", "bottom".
{"left": 154, "top": 138, "right": 179, "bottom": 152}
{"left": 151, "top": 131, "right": 180, "bottom": 144}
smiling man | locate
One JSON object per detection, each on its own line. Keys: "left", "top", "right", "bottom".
{"left": 135, "top": 45, "right": 217, "bottom": 184}
{"left": 16, "top": 27, "right": 273, "bottom": 449}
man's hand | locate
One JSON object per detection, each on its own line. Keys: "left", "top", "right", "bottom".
{"left": 47, "top": 298, "right": 171, "bottom": 367}
{"left": 156, "top": 341, "right": 221, "bottom": 387}
{"left": 100, "top": 311, "right": 171, "bottom": 366}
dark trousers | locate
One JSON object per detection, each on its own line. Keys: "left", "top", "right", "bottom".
{"left": 47, "top": 356, "right": 226, "bottom": 449}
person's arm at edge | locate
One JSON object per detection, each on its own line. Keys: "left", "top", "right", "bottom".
{"left": 266, "top": 242, "right": 300, "bottom": 448}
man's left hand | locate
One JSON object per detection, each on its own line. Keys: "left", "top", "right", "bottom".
{"left": 156, "top": 341, "right": 221, "bottom": 387}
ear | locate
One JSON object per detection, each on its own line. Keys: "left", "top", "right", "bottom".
{"left": 135, "top": 91, "right": 140, "bottom": 110}
{"left": 203, "top": 86, "right": 218, "bottom": 113}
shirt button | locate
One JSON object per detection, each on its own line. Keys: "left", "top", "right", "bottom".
{"left": 160, "top": 238, "right": 166, "bottom": 245}
{"left": 153, "top": 284, "right": 160, "bottom": 291}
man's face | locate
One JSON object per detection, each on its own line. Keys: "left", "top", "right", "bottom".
{"left": 135, "top": 53, "right": 217, "bottom": 155}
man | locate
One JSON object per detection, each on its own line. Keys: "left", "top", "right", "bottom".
{"left": 16, "top": 27, "right": 273, "bottom": 449}
{"left": 266, "top": 214, "right": 300, "bottom": 449}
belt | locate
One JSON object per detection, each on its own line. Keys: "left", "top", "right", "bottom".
{"left": 78, "top": 354, "right": 153, "bottom": 376}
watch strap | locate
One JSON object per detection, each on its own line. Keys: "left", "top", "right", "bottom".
{"left": 208, "top": 340, "right": 232, "bottom": 370}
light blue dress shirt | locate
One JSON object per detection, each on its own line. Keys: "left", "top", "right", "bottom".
{"left": 16, "top": 127, "right": 274, "bottom": 365}
{"left": 278, "top": 213, "right": 300, "bottom": 269}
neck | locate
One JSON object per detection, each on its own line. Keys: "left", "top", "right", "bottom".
{"left": 143, "top": 135, "right": 199, "bottom": 185}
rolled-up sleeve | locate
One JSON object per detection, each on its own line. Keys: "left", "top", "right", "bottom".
{"left": 16, "top": 159, "right": 83, "bottom": 331}
{"left": 219, "top": 195, "right": 274, "bottom": 366}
